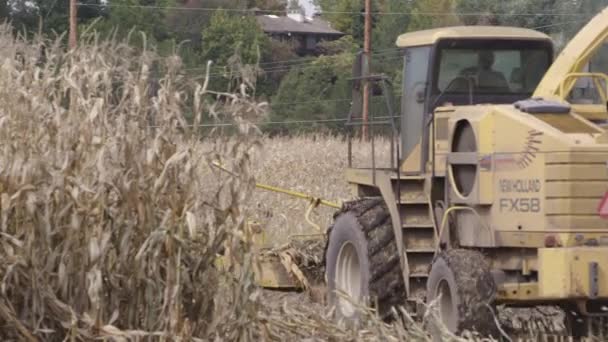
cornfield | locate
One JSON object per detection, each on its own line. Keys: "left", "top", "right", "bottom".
{"left": 0, "top": 24, "right": 589, "bottom": 342}
{"left": 0, "top": 24, "right": 264, "bottom": 340}
{"left": 0, "top": 24, "right": 453, "bottom": 341}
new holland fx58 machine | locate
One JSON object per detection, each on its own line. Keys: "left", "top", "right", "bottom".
{"left": 323, "top": 6, "right": 608, "bottom": 337}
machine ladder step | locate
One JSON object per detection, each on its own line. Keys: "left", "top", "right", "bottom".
{"left": 402, "top": 223, "right": 435, "bottom": 229}
{"left": 392, "top": 176, "right": 437, "bottom": 304}
{"left": 405, "top": 248, "right": 435, "bottom": 254}
{"left": 398, "top": 197, "right": 427, "bottom": 205}
{"left": 409, "top": 272, "right": 429, "bottom": 278}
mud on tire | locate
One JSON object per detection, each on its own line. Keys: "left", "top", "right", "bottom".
{"left": 325, "top": 198, "right": 405, "bottom": 320}
{"left": 426, "top": 249, "right": 497, "bottom": 336}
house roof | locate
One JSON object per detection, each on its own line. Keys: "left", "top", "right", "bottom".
{"left": 256, "top": 15, "right": 344, "bottom": 36}
{"left": 396, "top": 26, "right": 551, "bottom": 47}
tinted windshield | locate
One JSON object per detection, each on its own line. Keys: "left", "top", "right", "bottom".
{"left": 433, "top": 40, "right": 552, "bottom": 96}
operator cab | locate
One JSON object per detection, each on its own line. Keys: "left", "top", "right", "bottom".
{"left": 396, "top": 26, "right": 554, "bottom": 163}
{"left": 398, "top": 26, "right": 554, "bottom": 113}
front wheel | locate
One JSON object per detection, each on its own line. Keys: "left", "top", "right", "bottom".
{"left": 325, "top": 198, "right": 405, "bottom": 320}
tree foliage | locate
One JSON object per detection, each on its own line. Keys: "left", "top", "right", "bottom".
{"left": 201, "top": 9, "right": 268, "bottom": 91}
{"left": 269, "top": 52, "right": 354, "bottom": 133}
{"left": 8, "top": 0, "right": 104, "bottom": 35}
{"left": 0, "top": 0, "right": 9, "bottom": 20}
{"left": 201, "top": 10, "right": 267, "bottom": 67}
{"left": 2, "top": 0, "right": 606, "bottom": 136}
{"left": 408, "top": 0, "right": 459, "bottom": 31}
{"left": 314, "top": 0, "right": 379, "bottom": 44}
{"left": 454, "top": 0, "right": 560, "bottom": 28}
{"left": 372, "top": 0, "right": 411, "bottom": 51}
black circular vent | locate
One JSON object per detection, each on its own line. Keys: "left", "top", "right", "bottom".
{"left": 451, "top": 121, "right": 477, "bottom": 197}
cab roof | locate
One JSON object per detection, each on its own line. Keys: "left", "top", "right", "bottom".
{"left": 396, "top": 26, "right": 551, "bottom": 48}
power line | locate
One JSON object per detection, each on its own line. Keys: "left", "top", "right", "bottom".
{"left": 530, "top": 19, "right": 589, "bottom": 31}
{"left": 77, "top": 3, "right": 587, "bottom": 17}
{"left": 148, "top": 115, "right": 400, "bottom": 129}
{"left": 270, "top": 97, "right": 352, "bottom": 107}
{"left": 191, "top": 54, "right": 404, "bottom": 80}
{"left": 270, "top": 93, "right": 403, "bottom": 108}
{"left": 149, "top": 117, "right": 349, "bottom": 128}
{"left": 183, "top": 48, "right": 402, "bottom": 72}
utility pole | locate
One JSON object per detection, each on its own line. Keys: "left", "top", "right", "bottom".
{"left": 362, "top": 0, "right": 372, "bottom": 140}
{"left": 69, "top": 0, "right": 78, "bottom": 49}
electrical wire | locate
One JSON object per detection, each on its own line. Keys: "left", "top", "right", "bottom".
{"left": 188, "top": 54, "right": 404, "bottom": 79}
{"left": 148, "top": 115, "right": 399, "bottom": 128}
{"left": 183, "top": 47, "right": 403, "bottom": 72}
{"left": 77, "top": 3, "right": 587, "bottom": 17}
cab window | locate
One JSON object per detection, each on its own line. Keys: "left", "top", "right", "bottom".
{"left": 433, "top": 40, "right": 552, "bottom": 97}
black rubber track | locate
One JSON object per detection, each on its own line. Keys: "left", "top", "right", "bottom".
{"left": 325, "top": 198, "right": 405, "bottom": 319}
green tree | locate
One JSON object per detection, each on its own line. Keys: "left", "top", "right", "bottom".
{"left": 0, "top": 0, "right": 9, "bottom": 20}
{"left": 93, "top": 0, "right": 174, "bottom": 42}
{"left": 164, "top": 0, "right": 284, "bottom": 65}
{"left": 408, "top": 0, "right": 459, "bottom": 31}
{"left": 315, "top": 0, "right": 379, "bottom": 45}
{"left": 555, "top": 0, "right": 608, "bottom": 42}
{"left": 201, "top": 10, "right": 268, "bottom": 90}
{"left": 372, "top": 0, "right": 411, "bottom": 51}
{"left": 269, "top": 52, "right": 354, "bottom": 133}
{"left": 287, "top": 0, "right": 303, "bottom": 11}
{"left": 256, "top": 38, "right": 299, "bottom": 98}
{"left": 245, "top": 0, "right": 287, "bottom": 11}
{"left": 9, "top": 0, "right": 105, "bottom": 35}
{"left": 454, "top": 0, "right": 566, "bottom": 29}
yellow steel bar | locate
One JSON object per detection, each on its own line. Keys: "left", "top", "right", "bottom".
{"left": 534, "top": 6, "right": 608, "bottom": 100}
{"left": 592, "top": 77, "right": 608, "bottom": 102}
{"left": 558, "top": 72, "right": 608, "bottom": 101}
{"left": 436, "top": 206, "right": 495, "bottom": 251}
{"left": 211, "top": 161, "right": 341, "bottom": 209}
{"left": 255, "top": 183, "right": 341, "bottom": 209}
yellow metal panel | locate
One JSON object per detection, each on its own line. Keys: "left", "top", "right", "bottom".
{"left": 216, "top": 255, "right": 299, "bottom": 289}
{"left": 546, "top": 164, "right": 608, "bottom": 181}
{"left": 539, "top": 247, "right": 608, "bottom": 298}
{"left": 539, "top": 249, "right": 573, "bottom": 298}
{"left": 402, "top": 141, "right": 422, "bottom": 173}
{"left": 494, "top": 231, "right": 547, "bottom": 247}
{"left": 396, "top": 26, "right": 550, "bottom": 47}
{"left": 495, "top": 231, "right": 608, "bottom": 247}
{"left": 497, "top": 283, "right": 539, "bottom": 301}
{"left": 546, "top": 215, "right": 608, "bottom": 230}
{"left": 545, "top": 181, "right": 607, "bottom": 198}
{"left": 254, "top": 257, "right": 300, "bottom": 289}
{"left": 533, "top": 114, "right": 600, "bottom": 134}
{"left": 534, "top": 6, "right": 608, "bottom": 100}
{"left": 546, "top": 198, "right": 605, "bottom": 215}
{"left": 477, "top": 115, "right": 495, "bottom": 204}
{"left": 545, "top": 152, "right": 608, "bottom": 164}
{"left": 572, "top": 104, "right": 608, "bottom": 121}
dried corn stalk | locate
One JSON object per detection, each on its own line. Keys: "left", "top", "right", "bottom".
{"left": 0, "top": 25, "right": 263, "bottom": 340}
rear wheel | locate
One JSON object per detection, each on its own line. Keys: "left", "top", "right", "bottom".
{"left": 426, "top": 249, "right": 497, "bottom": 336}
{"left": 325, "top": 198, "right": 405, "bottom": 320}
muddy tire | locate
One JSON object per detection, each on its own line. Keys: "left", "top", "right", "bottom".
{"left": 325, "top": 198, "right": 405, "bottom": 320}
{"left": 426, "top": 249, "right": 497, "bottom": 336}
